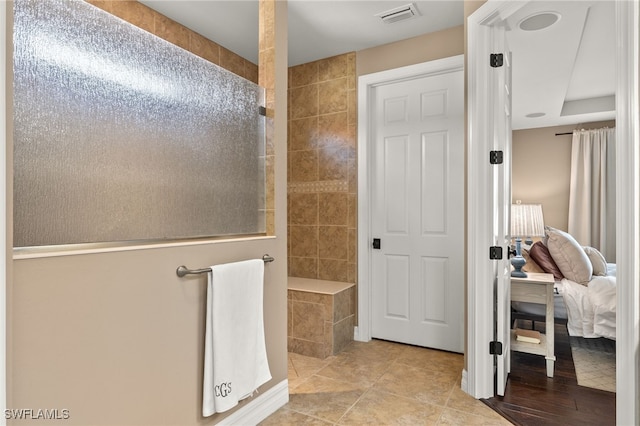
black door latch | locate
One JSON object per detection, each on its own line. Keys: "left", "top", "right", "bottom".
{"left": 373, "top": 238, "right": 381, "bottom": 249}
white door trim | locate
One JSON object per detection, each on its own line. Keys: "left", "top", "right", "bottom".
{"left": 1, "top": 2, "right": 8, "bottom": 424}
{"left": 468, "top": 2, "right": 639, "bottom": 423}
{"left": 466, "top": 0, "right": 525, "bottom": 399}
{"left": 614, "top": 1, "right": 639, "bottom": 424}
{"left": 356, "top": 55, "right": 464, "bottom": 343}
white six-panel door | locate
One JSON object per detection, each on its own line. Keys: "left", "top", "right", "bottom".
{"left": 369, "top": 67, "right": 464, "bottom": 353}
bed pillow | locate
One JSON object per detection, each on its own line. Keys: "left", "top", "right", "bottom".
{"left": 522, "top": 248, "right": 545, "bottom": 273}
{"left": 529, "top": 241, "right": 564, "bottom": 280}
{"left": 583, "top": 246, "right": 608, "bottom": 276}
{"left": 545, "top": 226, "right": 593, "bottom": 285}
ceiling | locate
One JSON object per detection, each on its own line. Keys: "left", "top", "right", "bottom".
{"left": 138, "top": 1, "right": 616, "bottom": 130}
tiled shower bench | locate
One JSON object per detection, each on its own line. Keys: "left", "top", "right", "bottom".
{"left": 287, "top": 277, "right": 356, "bottom": 359}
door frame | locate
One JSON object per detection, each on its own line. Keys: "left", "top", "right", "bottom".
{"left": 467, "top": 2, "right": 639, "bottom": 424}
{"left": 1, "top": 2, "right": 7, "bottom": 424}
{"left": 355, "top": 54, "right": 464, "bottom": 342}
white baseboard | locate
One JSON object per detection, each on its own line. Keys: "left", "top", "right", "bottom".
{"left": 353, "top": 326, "right": 370, "bottom": 342}
{"left": 461, "top": 369, "right": 468, "bottom": 394}
{"left": 218, "top": 380, "right": 289, "bottom": 426}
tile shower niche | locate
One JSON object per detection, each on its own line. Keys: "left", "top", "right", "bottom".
{"left": 288, "top": 278, "right": 355, "bottom": 359}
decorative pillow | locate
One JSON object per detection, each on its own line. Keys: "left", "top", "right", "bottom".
{"left": 522, "top": 248, "right": 545, "bottom": 273}
{"left": 583, "top": 246, "right": 608, "bottom": 276}
{"left": 545, "top": 226, "right": 593, "bottom": 285}
{"left": 529, "top": 241, "right": 564, "bottom": 280}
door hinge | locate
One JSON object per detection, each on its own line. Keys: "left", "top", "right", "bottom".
{"left": 489, "top": 341, "right": 503, "bottom": 355}
{"left": 490, "top": 53, "right": 504, "bottom": 68}
{"left": 489, "top": 246, "right": 503, "bottom": 260}
{"left": 490, "top": 150, "right": 503, "bottom": 164}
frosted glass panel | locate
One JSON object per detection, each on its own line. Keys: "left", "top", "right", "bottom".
{"left": 13, "top": 0, "right": 266, "bottom": 247}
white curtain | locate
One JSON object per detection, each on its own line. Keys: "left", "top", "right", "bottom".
{"left": 568, "top": 127, "right": 616, "bottom": 261}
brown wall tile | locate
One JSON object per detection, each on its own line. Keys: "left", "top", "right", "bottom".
{"left": 318, "top": 193, "right": 348, "bottom": 226}
{"left": 288, "top": 52, "right": 356, "bottom": 284}
{"left": 333, "top": 316, "right": 354, "bottom": 355}
{"left": 290, "top": 62, "right": 319, "bottom": 88}
{"left": 220, "top": 46, "right": 247, "bottom": 79}
{"left": 318, "top": 112, "right": 349, "bottom": 149}
{"left": 290, "top": 226, "right": 318, "bottom": 257}
{"left": 290, "top": 193, "right": 319, "bottom": 225}
{"left": 89, "top": 1, "right": 259, "bottom": 84}
{"left": 289, "top": 257, "right": 317, "bottom": 279}
{"left": 154, "top": 14, "right": 190, "bottom": 51}
{"left": 288, "top": 337, "right": 326, "bottom": 359}
{"left": 333, "top": 288, "right": 352, "bottom": 322}
{"left": 291, "top": 301, "right": 325, "bottom": 341}
{"left": 318, "top": 146, "right": 347, "bottom": 181}
{"left": 106, "top": 1, "right": 155, "bottom": 34}
{"left": 319, "top": 54, "right": 349, "bottom": 82}
{"left": 289, "top": 150, "right": 319, "bottom": 182}
{"left": 290, "top": 117, "right": 319, "bottom": 152}
{"left": 290, "top": 85, "right": 319, "bottom": 119}
{"left": 319, "top": 226, "right": 348, "bottom": 260}
{"left": 190, "top": 32, "right": 220, "bottom": 65}
{"left": 318, "top": 258, "right": 349, "bottom": 282}
{"left": 319, "top": 78, "right": 348, "bottom": 115}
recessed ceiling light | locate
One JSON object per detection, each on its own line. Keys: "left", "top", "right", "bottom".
{"left": 518, "top": 12, "right": 561, "bottom": 31}
{"left": 526, "top": 112, "right": 546, "bottom": 118}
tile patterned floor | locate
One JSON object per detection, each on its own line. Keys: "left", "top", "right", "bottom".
{"left": 260, "top": 339, "right": 512, "bottom": 425}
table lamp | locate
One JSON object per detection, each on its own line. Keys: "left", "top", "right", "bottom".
{"left": 511, "top": 202, "right": 545, "bottom": 277}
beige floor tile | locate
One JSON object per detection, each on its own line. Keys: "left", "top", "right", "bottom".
{"left": 288, "top": 374, "right": 366, "bottom": 423}
{"left": 397, "top": 345, "right": 464, "bottom": 376}
{"left": 338, "top": 388, "right": 443, "bottom": 426}
{"left": 288, "top": 352, "right": 337, "bottom": 390}
{"left": 265, "top": 345, "right": 512, "bottom": 426}
{"left": 290, "top": 352, "right": 336, "bottom": 378}
{"left": 436, "top": 407, "right": 513, "bottom": 425}
{"left": 374, "top": 362, "right": 458, "bottom": 406}
{"left": 445, "top": 385, "right": 508, "bottom": 421}
{"left": 340, "top": 339, "right": 408, "bottom": 362}
{"left": 259, "top": 407, "right": 333, "bottom": 425}
{"left": 316, "top": 352, "right": 394, "bottom": 387}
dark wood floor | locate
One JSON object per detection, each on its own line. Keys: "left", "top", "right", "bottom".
{"left": 482, "top": 320, "right": 616, "bottom": 426}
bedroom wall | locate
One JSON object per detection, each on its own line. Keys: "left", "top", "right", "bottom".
{"left": 512, "top": 120, "right": 616, "bottom": 232}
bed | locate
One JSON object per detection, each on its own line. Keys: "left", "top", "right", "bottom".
{"left": 511, "top": 226, "right": 616, "bottom": 340}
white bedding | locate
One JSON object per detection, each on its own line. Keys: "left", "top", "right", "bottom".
{"left": 561, "top": 264, "right": 616, "bottom": 340}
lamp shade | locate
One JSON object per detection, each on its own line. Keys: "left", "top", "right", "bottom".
{"left": 511, "top": 203, "right": 545, "bottom": 238}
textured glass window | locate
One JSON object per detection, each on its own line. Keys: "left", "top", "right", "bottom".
{"left": 13, "top": 0, "right": 266, "bottom": 248}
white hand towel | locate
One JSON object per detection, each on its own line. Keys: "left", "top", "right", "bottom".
{"left": 202, "top": 259, "right": 271, "bottom": 416}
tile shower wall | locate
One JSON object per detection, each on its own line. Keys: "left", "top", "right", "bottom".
{"left": 86, "top": 0, "right": 275, "bottom": 234}
{"left": 86, "top": 1, "right": 259, "bottom": 84}
{"left": 288, "top": 53, "right": 357, "bottom": 283}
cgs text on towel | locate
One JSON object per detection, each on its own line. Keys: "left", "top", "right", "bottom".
{"left": 215, "top": 382, "right": 232, "bottom": 398}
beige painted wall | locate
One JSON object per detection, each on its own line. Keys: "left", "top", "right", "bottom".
{"left": 512, "top": 120, "right": 615, "bottom": 232}
{"left": 357, "top": 25, "right": 464, "bottom": 76}
{"left": 8, "top": 1, "right": 288, "bottom": 425}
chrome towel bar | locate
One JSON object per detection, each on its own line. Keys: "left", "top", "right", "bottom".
{"left": 176, "top": 254, "right": 274, "bottom": 277}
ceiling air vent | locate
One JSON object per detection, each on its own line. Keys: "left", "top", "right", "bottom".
{"left": 375, "top": 3, "right": 420, "bottom": 24}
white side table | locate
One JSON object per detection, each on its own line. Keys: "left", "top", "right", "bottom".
{"left": 510, "top": 272, "right": 556, "bottom": 377}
